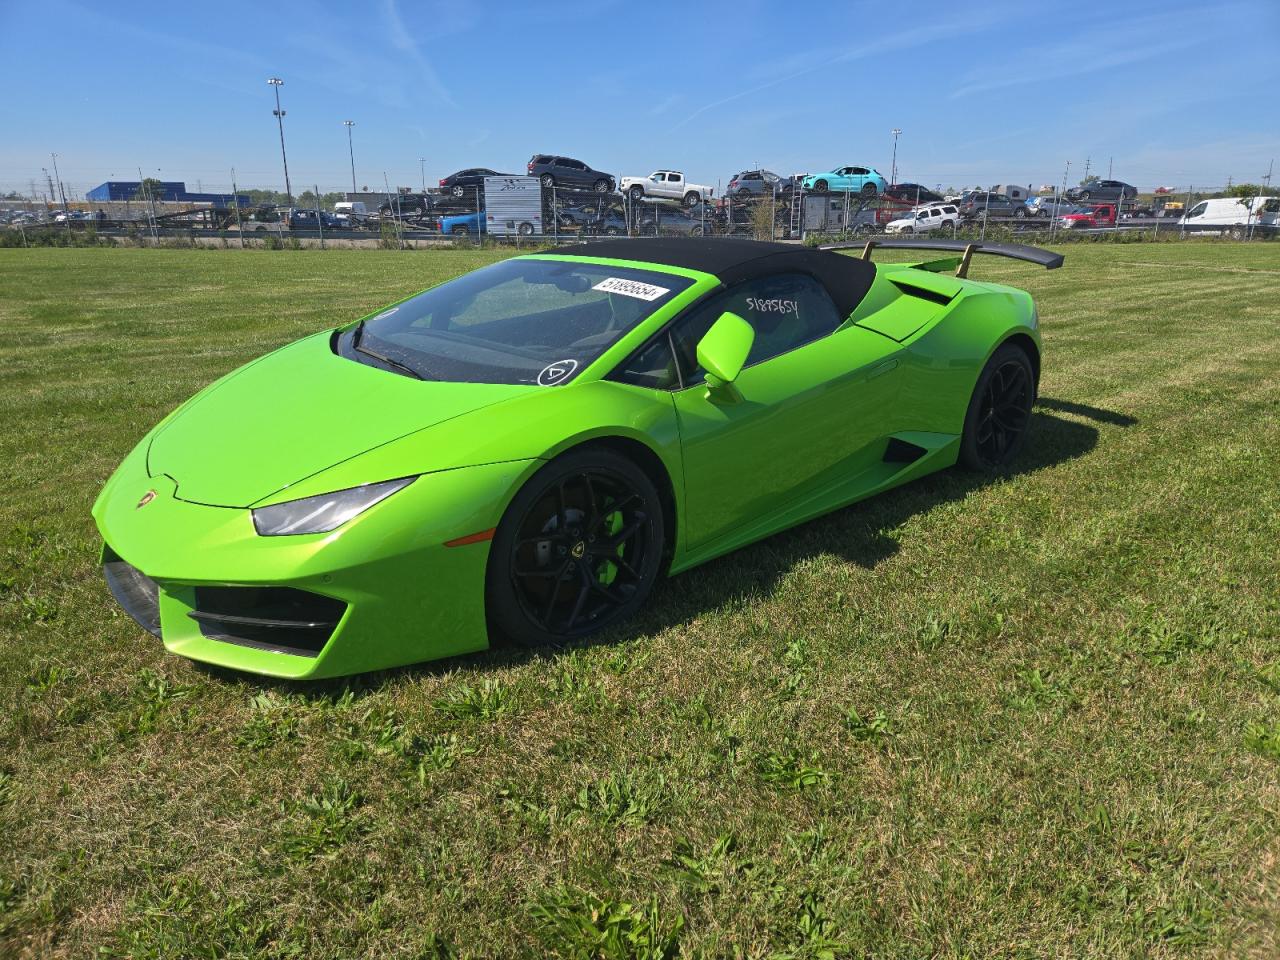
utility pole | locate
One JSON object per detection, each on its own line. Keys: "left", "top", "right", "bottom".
{"left": 1083, "top": 156, "right": 1091, "bottom": 183}
{"left": 267, "top": 77, "right": 293, "bottom": 205}
{"left": 890, "top": 128, "right": 902, "bottom": 186}
{"left": 50, "top": 153, "right": 71, "bottom": 237}
{"left": 419, "top": 158, "right": 427, "bottom": 193}
{"left": 1107, "top": 156, "right": 1112, "bottom": 179}
{"left": 344, "top": 120, "right": 357, "bottom": 195}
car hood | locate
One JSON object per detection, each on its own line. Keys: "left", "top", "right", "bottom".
{"left": 146, "top": 331, "right": 531, "bottom": 507}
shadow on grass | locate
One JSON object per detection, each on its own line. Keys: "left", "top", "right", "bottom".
{"left": 197, "top": 397, "right": 1130, "bottom": 697}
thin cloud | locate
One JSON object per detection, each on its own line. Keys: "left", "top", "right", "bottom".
{"left": 666, "top": 9, "right": 1011, "bottom": 132}
{"left": 383, "top": 0, "right": 458, "bottom": 109}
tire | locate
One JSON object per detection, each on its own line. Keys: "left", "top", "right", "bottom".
{"left": 813, "top": 179, "right": 829, "bottom": 193}
{"left": 593, "top": 179, "right": 610, "bottom": 193}
{"left": 518, "top": 222, "right": 534, "bottom": 236}
{"left": 683, "top": 192, "right": 700, "bottom": 207}
{"left": 959, "top": 343, "right": 1035, "bottom": 471}
{"left": 629, "top": 185, "right": 645, "bottom": 202}
{"left": 486, "top": 448, "right": 665, "bottom": 646}
{"left": 1013, "top": 206, "right": 1027, "bottom": 218}
{"left": 540, "top": 173, "right": 554, "bottom": 188}
{"left": 451, "top": 186, "right": 464, "bottom": 198}
{"left": 941, "top": 220, "right": 954, "bottom": 230}
{"left": 1079, "top": 190, "right": 1091, "bottom": 201}
{"left": 690, "top": 224, "right": 704, "bottom": 236}
{"left": 450, "top": 225, "right": 469, "bottom": 236}
{"left": 603, "top": 225, "right": 621, "bottom": 236}
{"left": 861, "top": 182, "right": 877, "bottom": 198}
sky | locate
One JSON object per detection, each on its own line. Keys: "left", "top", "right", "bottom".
{"left": 1, "top": 0, "right": 1277, "bottom": 200}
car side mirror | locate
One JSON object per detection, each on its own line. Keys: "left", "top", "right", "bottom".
{"left": 696, "top": 312, "right": 754, "bottom": 390}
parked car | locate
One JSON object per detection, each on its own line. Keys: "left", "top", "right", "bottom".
{"left": 885, "top": 204, "right": 961, "bottom": 234}
{"left": 438, "top": 168, "right": 512, "bottom": 198}
{"left": 801, "top": 165, "right": 887, "bottom": 196}
{"left": 378, "top": 194, "right": 433, "bottom": 217}
{"left": 1058, "top": 203, "right": 1120, "bottom": 229}
{"left": 884, "top": 183, "right": 944, "bottom": 205}
{"left": 726, "top": 169, "right": 784, "bottom": 197}
{"left": 527, "top": 155, "right": 615, "bottom": 193}
{"left": 441, "top": 211, "right": 484, "bottom": 235}
{"left": 286, "top": 209, "right": 344, "bottom": 230}
{"left": 1026, "top": 196, "right": 1076, "bottom": 218}
{"left": 958, "top": 193, "right": 1028, "bottom": 220}
{"left": 1065, "top": 180, "right": 1137, "bottom": 203}
{"left": 639, "top": 202, "right": 712, "bottom": 236}
{"left": 619, "top": 170, "right": 713, "bottom": 206}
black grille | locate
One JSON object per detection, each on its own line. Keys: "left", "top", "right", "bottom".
{"left": 189, "top": 586, "right": 346, "bottom": 658}
{"left": 103, "top": 545, "right": 162, "bottom": 637}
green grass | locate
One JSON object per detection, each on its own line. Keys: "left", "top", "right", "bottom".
{"left": 1, "top": 245, "right": 1278, "bottom": 958}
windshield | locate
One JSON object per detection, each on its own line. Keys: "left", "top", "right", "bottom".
{"left": 344, "top": 258, "right": 692, "bottom": 385}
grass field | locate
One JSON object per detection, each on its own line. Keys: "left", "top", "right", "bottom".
{"left": 1, "top": 244, "right": 1277, "bottom": 958}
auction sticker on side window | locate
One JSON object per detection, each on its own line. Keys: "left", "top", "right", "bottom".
{"left": 592, "top": 277, "right": 670, "bottom": 301}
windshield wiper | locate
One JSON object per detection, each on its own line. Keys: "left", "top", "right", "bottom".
{"left": 350, "top": 324, "right": 426, "bottom": 380}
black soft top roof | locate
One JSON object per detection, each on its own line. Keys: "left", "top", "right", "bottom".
{"left": 548, "top": 238, "right": 877, "bottom": 319}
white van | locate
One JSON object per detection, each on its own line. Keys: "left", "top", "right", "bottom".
{"left": 334, "top": 201, "right": 368, "bottom": 216}
{"left": 1180, "top": 196, "right": 1279, "bottom": 234}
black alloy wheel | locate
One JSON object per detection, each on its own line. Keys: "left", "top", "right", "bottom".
{"left": 959, "top": 344, "right": 1035, "bottom": 470}
{"left": 593, "top": 179, "right": 611, "bottom": 193}
{"left": 486, "top": 450, "right": 664, "bottom": 646}
{"left": 813, "top": 179, "right": 829, "bottom": 193}
{"left": 540, "top": 173, "right": 555, "bottom": 188}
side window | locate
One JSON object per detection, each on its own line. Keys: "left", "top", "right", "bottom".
{"left": 669, "top": 274, "right": 843, "bottom": 386}
{"left": 612, "top": 334, "right": 680, "bottom": 390}
{"left": 1187, "top": 202, "right": 1207, "bottom": 218}
{"left": 851, "top": 167, "right": 869, "bottom": 175}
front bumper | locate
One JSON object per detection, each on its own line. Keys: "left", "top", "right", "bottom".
{"left": 93, "top": 444, "right": 539, "bottom": 679}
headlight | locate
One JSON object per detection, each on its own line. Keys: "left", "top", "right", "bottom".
{"left": 252, "top": 477, "right": 415, "bottom": 536}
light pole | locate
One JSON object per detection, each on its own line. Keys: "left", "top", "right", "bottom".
{"left": 267, "top": 77, "right": 293, "bottom": 205}
{"left": 419, "top": 158, "right": 427, "bottom": 193}
{"left": 890, "top": 128, "right": 902, "bottom": 187}
{"left": 343, "top": 120, "right": 357, "bottom": 195}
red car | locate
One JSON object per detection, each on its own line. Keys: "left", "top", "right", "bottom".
{"left": 1059, "top": 203, "right": 1120, "bottom": 229}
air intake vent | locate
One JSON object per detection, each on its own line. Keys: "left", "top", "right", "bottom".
{"left": 189, "top": 586, "right": 346, "bottom": 657}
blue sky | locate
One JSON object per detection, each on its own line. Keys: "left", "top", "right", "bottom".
{"left": 1, "top": 0, "right": 1276, "bottom": 198}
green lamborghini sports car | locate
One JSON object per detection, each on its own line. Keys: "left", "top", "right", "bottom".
{"left": 94, "top": 237, "right": 1062, "bottom": 679}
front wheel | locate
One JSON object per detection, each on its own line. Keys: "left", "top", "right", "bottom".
{"left": 629, "top": 185, "right": 644, "bottom": 202}
{"left": 1078, "top": 191, "right": 1091, "bottom": 201}
{"left": 593, "top": 179, "right": 610, "bottom": 193}
{"left": 813, "top": 179, "right": 828, "bottom": 193}
{"left": 486, "top": 449, "right": 665, "bottom": 646}
{"left": 450, "top": 225, "right": 470, "bottom": 236}
{"left": 959, "top": 343, "right": 1035, "bottom": 471}
{"left": 1013, "top": 206, "right": 1027, "bottom": 218}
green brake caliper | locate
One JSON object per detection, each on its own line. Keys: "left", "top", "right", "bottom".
{"left": 597, "top": 507, "right": 624, "bottom": 586}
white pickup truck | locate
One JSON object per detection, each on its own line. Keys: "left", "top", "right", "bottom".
{"left": 619, "top": 170, "right": 713, "bottom": 206}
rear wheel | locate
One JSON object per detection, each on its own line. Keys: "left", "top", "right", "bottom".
{"left": 486, "top": 449, "right": 665, "bottom": 646}
{"left": 540, "top": 173, "right": 555, "bottom": 188}
{"left": 450, "top": 225, "right": 470, "bottom": 236}
{"left": 451, "top": 185, "right": 464, "bottom": 198}
{"left": 684, "top": 191, "right": 700, "bottom": 207}
{"left": 518, "top": 221, "right": 534, "bottom": 236}
{"left": 861, "top": 182, "right": 877, "bottom": 198}
{"left": 959, "top": 344, "right": 1035, "bottom": 471}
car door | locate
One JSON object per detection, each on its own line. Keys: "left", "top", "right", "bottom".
{"left": 662, "top": 273, "right": 903, "bottom": 549}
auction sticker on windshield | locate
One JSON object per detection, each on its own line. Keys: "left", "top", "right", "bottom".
{"left": 592, "top": 277, "right": 670, "bottom": 301}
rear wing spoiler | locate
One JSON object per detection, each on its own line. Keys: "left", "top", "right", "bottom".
{"left": 819, "top": 238, "right": 1064, "bottom": 278}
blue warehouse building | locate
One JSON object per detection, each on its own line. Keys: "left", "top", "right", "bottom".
{"left": 86, "top": 181, "right": 250, "bottom": 206}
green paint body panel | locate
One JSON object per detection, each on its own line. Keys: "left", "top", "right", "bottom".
{"left": 93, "top": 250, "right": 1043, "bottom": 679}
